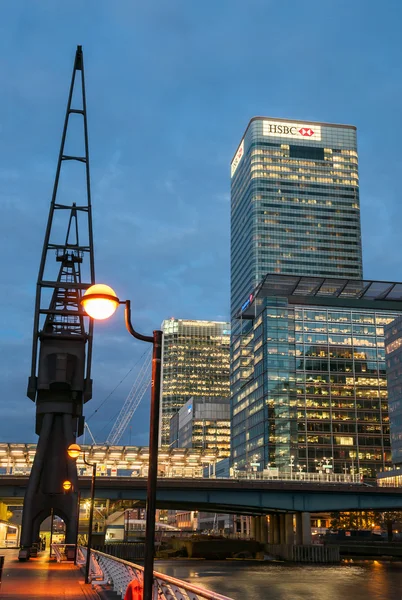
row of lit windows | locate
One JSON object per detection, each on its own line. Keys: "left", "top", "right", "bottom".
{"left": 292, "top": 311, "right": 394, "bottom": 325}
{"left": 250, "top": 154, "right": 358, "bottom": 166}
{"left": 295, "top": 323, "right": 383, "bottom": 335}
{"left": 250, "top": 171, "right": 359, "bottom": 186}
{"left": 254, "top": 198, "right": 359, "bottom": 211}
{"left": 301, "top": 374, "right": 386, "bottom": 385}
{"left": 250, "top": 147, "right": 358, "bottom": 158}
{"left": 385, "top": 337, "right": 402, "bottom": 354}
{"left": 250, "top": 162, "right": 358, "bottom": 177}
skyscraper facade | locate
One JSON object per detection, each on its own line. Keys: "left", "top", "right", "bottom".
{"left": 384, "top": 316, "right": 402, "bottom": 466}
{"left": 160, "top": 319, "right": 230, "bottom": 445}
{"left": 232, "top": 275, "right": 402, "bottom": 479}
{"left": 230, "top": 117, "right": 362, "bottom": 318}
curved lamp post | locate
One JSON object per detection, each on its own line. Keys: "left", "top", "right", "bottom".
{"left": 81, "top": 284, "right": 162, "bottom": 600}
{"left": 67, "top": 443, "right": 96, "bottom": 584}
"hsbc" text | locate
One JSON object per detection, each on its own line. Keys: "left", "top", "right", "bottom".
{"left": 265, "top": 124, "right": 297, "bottom": 135}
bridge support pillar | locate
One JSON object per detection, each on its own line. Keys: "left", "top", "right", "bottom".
{"left": 269, "top": 514, "right": 280, "bottom": 544}
{"left": 259, "top": 515, "right": 268, "bottom": 543}
{"left": 244, "top": 516, "right": 251, "bottom": 537}
{"left": 295, "top": 513, "right": 302, "bottom": 545}
{"left": 279, "top": 514, "right": 286, "bottom": 544}
{"left": 250, "top": 516, "right": 256, "bottom": 540}
{"left": 295, "top": 511, "right": 311, "bottom": 545}
{"left": 285, "top": 513, "right": 294, "bottom": 545}
{"left": 254, "top": 516, "right": 259, "bottom": 541}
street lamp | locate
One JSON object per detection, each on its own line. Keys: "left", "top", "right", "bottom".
{"left": 67, "top": 443, "right": 96, "bottom": 584}
{"left": 297, "top": 464, "right": 305, "bottom": 479}
{"left": 81, "top": 284, "right": 162, "bottom": 600}
{"left": 62, "top": 480, "right": 73, "bottom": 492}
{"left": 289, "top": 455, "right": 295, "bottom": 479}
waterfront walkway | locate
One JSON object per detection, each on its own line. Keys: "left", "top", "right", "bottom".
{"left": 0, "top": 549, "right": 99, "bottom": 599}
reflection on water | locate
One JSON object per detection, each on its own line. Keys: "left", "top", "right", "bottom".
{"left": 155, "top": 560, "right": 402, "bottom": 600}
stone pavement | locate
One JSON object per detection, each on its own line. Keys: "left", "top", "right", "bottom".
{"left": 0, "top": 549, "right": 99, "bottom": 599}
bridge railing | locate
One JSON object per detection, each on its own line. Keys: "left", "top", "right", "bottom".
{"left": 0, "top": 470, "right": 362, "bottom": 484}
{"left": 232, "top": 471, "right": 361, "bottom": 484}
{"left": 77, "top": 546, "right": 234, "bottom": 600}
{"left": 51, "top": 543, "right": 76, "bottom": 562}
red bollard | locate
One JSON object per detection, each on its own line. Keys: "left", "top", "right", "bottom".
{"left": 124, "top": 579, "right": 143, "bottom": 600}
{"left": 0, "top": 555, "right": 4, "bottom": 586}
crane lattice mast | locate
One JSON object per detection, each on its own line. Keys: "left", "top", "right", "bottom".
{"left": 19, "top": 46, "right": 95, "bottom": 559}
{"left": 106, "top": 349, "right": 152, "bottom": 445}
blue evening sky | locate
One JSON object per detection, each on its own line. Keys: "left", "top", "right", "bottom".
{"left": 0, "top": 0, "right": 401, "bottom": 444}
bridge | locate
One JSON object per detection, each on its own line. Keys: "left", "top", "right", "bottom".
{"left": 2, "top": 475, "right": 402, "bottom": 514}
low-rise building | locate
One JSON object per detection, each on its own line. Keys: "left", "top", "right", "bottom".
{"left": 170, "top": 397, "right": 230, "bottom": 459}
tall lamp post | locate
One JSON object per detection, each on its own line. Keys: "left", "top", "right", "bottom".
{"left": 80, "top": 284, "right": 162, "bottom": 600}
{"left": 67, "top": 443, "right": 97, "bottom": 584}
{"left": 289, "top": 455, "right": 295, "bottom": 479}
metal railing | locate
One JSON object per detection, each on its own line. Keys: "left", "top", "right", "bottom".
{"left": 95, "top": 542, "right": 146, "bottom": 561}
{"left": 51, "top": 543, "right": 77, "bottom": 562}
{"left": 0, "top": 471, "right": 363, "bottom": 485}
{"left": 233, "top": 471, "right": 361, "bottom": 484}
{"left": 77, "top": 546, "right": 234, "bottom": 600}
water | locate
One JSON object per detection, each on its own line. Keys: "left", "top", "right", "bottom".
{"left": 154, "top": 560, "right": 402, "bottom": 600}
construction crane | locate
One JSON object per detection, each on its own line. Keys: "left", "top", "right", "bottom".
{"left": 84, "top": 422, "right": 97, "bottom": 445}
{"left": 19, "top": 46, "right": 95, "bottom": 559}
{"left": 106, "top": 348, "right": 152, "bottom": 445}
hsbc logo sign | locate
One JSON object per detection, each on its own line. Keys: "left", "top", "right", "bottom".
{"left": 263, "top": 120, "right": 322, "bottom": 141}
{"left": 299, "top": 127, "right": 314, "bottom": 137}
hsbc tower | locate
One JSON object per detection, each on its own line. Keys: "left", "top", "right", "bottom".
{"left": 228, "top": 119, "right": 401, "bottom": 479}
{"left": 230, "top": 117, "right": 362, "bottom": 319}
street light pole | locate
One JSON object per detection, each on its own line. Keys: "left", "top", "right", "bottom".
{"left": 67, "top": 444, "right": 96, "bottom": 585}
{"left": 124, "top": 301, "right": 162, "bottom": 600}
{"left": 290, "top": 455, "right": 294, "bottom": 479}
{"left": 143, "top": 329, "right": 162, "bottom": 600}
{"left": 80, "top": 288, "right": 163, "bottom": 600}
{"left": 84, "top": 458, "right": 96, "bottom": 585}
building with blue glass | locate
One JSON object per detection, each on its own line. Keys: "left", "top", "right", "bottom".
{"left": 231, "top": 275, "right": 402, "bottom": 479}
{"left": 229, "top": 117, "right": 381, "bottom": 477}
{"left": 384, "top": 316, "right": 402, "bottom": 466}
{"left": 230, "top": 117, "right": 363, "bottom": 319}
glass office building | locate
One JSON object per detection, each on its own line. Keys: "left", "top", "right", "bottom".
{"left": 384, "top": 316, "right": 402, "bottom": 466}
{"left": 230, "top": 117, "right": 363, "bottom": 318}
{"left": 232, "top": 275, "right": 402, "bottom": 479}
{"left": 160, "top": 319, "right": 230, "bottom": 445}
{"left": 169, "top": 397, "right": 230, "bottom": 458}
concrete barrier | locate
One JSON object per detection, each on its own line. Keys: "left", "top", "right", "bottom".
{"left": 325, "top": 541, "right": 402, "bottom": 557}
{"left": 266, "top": 544, "right": 340, "bottom": 563}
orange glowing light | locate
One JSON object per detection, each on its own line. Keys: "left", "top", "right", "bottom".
{"left": 67, "top": 443, "right": 81, "bottom": 459}
{"left": 62, "top": 480, "right": 73, "bottom": 491}
{"left": 81, "top": 284, "right": 119, "bottom": 320}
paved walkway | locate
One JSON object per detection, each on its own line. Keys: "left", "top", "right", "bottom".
{"left": 0, "top": 549, "right": 99, "bottom": 599}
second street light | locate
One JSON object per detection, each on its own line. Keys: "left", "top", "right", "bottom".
{"left": 67, "top": 443, "right": 96, "bottom": 585}
{"left": 81, "top": 284, "right": 162, "bottom": 600}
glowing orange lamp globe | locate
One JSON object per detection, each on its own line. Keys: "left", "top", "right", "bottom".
{"left": 82, "top": 284, "right": 119, "bottom": 320}
{"left": 62, "top": 480, "right": 73, "bottom": 491}
{"left": 67, "top": 443, "right": 81, "bottom": 459}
